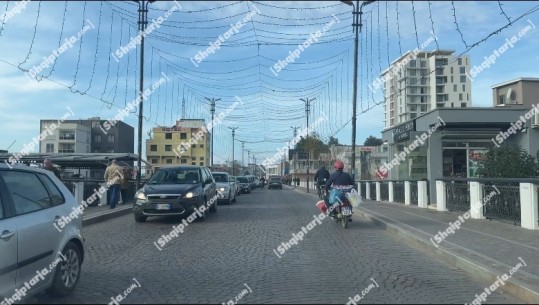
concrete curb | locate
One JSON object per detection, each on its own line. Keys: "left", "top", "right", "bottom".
{"left": 82, "top": 204, "right": 133, "bottom": 227}
{"left": 355, "top": 208, "right": 539, "bottom": 304}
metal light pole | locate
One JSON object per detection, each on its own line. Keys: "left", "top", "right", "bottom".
{"left": 134, "top": 0, "right": 155, "bottom": 190}
{"left": 229, "top": 127, "right": 237, "bottom": 175}
{"left": 300, "top": 97, "right": 316, "bottom": 193}
{"left": 205, "top": 97, "right": 220, "bottom": 168}
{"left": 341, "top": 0, "right": 375, "bottom": 181}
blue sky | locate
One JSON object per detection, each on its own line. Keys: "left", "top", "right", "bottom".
{"left": 0, "top": 1, "right": 538, "bottom": 166}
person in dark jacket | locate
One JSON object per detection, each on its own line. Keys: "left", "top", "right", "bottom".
{"left": 325, "top": 160, "right": 354, "bottom": 191}
{"left": 314, "top": 165, "right": 330, "bottom": 194}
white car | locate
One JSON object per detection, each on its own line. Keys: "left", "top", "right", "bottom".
{"left": 212, "top": 172, "right": 237, "bottom": 205}
{"left": 0, "top": 164, "right": 84, "bottom": 301}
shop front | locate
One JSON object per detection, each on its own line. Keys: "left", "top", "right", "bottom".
{"left": 381, "top": 107, "right": 539, "bottom": 203}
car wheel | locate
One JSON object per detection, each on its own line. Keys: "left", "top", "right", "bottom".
{"left": 134, "top": 213, "right": 147, "bottom": 222}
{"left": 46, "top": 242, "right": 82, "bottom": 297}
{"left": 197, "top": 199, "right": 207, "bottom": 221}
{"left": 209, "top": 196, "right": 217, "bottom": 213}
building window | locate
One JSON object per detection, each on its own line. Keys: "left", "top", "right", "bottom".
{"left": 459, "top": 93, "right": 463, "bottom": 101}
{"left": 450, "top": 67, "right": 453, "bottom": 74}
{"left": 409, "top": 60, "right": 416, "bottom": 67}
{"left": 409, "top": 78, "right": 417, "bottom": 85}
{"left": 409, "top": 69, "right": 416, "bottom": 76}
{"left": 180, "top": 133, "right": 187, "bottom": 139}
{"left": 451, "top": 103, "right": 454, "bottom": 108}
{"left": 108, "top": 134, "right": 115, "bottom": 143}
{"left": 200, "top": 157, "right": 204, "bottom": 160}
{"left": 166, "top": 159, "right": 172, "bottom": 164}
{"left": 450, "top": 76, "right": 454, "bottom": 83}
{"left": 458, "top": 58, "right": 462, "bottom": 65}
{"left": 453, "top": 84, "right": 457, "bottom": 92}
{"left": 192, "top": 162, "right": 196, "bottom": 165}
{"left": 181, "top": 159, "right": 187, "bottom": 164}
{"left": 460, "top": 75, "right": 466, "bottom": 83}
{"left": 92, "top": 121, "right": 100, "bottom": 128}
{"left": 467, "top": 93, "right": 469, "bottom": 101}
{"left": 165, "top": 145, "right": 172, "bottom": 151}
{"left": 199, "top": 144, "right": 204, "bottom": 148}
{"left": 94, "top": 135, "right": 101, "bottom": 143}
{"left": 199, "top": 162, "right": 204, "bottom": 166}
{"left": 191, "top": 144, "right": 196, "bottom": 148}
{"left": 420, "top": 78, "right": 427, "bottom": 85}
{"left": 460, "top": 66, "right": 465, "bottom": 74}
{"left": 46, "top": 143, "right": 54, "bottom": 153}
{"left": 150, "top": 145, "right": 157, "bottom": 151}
{"left": 152, "top": 158, "right": 158, "bottom": 163}
{"left": 59, "top": 131, "right": 75, "bottom": 140}
{"left": 165, "top": 133, "right": 172, "bottom": 139}
{"left": 421, "top": 105, "right": 427, "bottom": 112}
{"left": 192, "top": 157, "right": 196, "bottom": 160}
{"left": 462, "top": 84, "right": 465, "bottom": 91}
{"left": 420, "top": 60, "right": 426, "bottom": 67}
{"left": 411, "top": 113, "right": 417, "bottom": 119}
{"left": 461, "top": 103, "right": 467, "bottom": 108}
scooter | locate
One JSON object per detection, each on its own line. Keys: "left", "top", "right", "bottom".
{"left": 326, "top": 186, "right": 354, "bottom": 229}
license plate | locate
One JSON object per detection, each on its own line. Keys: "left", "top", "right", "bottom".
{"left": 156, "top": 204, "right": 171, "bottom": 210}
{"left": 342, "top": 207, "right": 352, "bottom": 216}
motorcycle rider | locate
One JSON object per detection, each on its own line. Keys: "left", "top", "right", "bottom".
{"left": 324, "top": 160, "right": 354, "bottom": 215}
{"left": 314, "top": 165, "right": 330, "bottom": 196}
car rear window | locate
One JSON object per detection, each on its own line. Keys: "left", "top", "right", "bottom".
{"left": 271, "top": 178, "right": 281, "bottom": 182}
{"left": 213, "top": 174, "right": 227, "bottom": 182}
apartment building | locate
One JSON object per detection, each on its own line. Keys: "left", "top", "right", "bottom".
{"left": 146, "top": 119, "right": 211, "bottom": 174}
{"left": 383, "top": 50, "right": 471, "bottom": 129}
{"left": 39, "top": 117, "right": 134, "bottom": 154}
{"left": 491, "top": 77, "right": 539, "bottom": 108}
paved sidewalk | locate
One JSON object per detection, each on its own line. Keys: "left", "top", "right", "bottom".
{"left": 82, "top": 201, "right": 133, "bottom": 227}
{"left": 291, "top": 185, "right": 539, "bottom": 303}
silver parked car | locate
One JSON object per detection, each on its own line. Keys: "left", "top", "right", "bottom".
{"left": 212, "top": 172, "right": 237, "bottom": 205}
{"left": 0, "top": 164, "right": 84, "bottom": 301}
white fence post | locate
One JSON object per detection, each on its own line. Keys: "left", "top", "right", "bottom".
{"left": 366, "top": 182, "right": 371, "bottom": 200}
{"left": 388, "top": 181, "right": 394, "bottom": 202}
{"left": 520, "top": 183, "right": 539, "bottom": 230}
{"left": 418, "top": 181, "right": 428, "bottom": 208}
{"left": 469, "top": 181, "right": 485, "bottom": 219}
{"left": 436, "top": 180, "right": 447, "bottom": 212}
{"left": 376, "top": 182, "right": 381, "bottom": 201}
{"left": 404, "top": 181, "right": 411, "bottom": 205}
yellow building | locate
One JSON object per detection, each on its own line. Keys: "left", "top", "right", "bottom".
{"left": 146, "top": 119, "right": 211, "bottom": 174}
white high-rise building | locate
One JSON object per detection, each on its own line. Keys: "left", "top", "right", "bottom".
{"left": 383, "top": 50, "right": 471, "bottom": 129}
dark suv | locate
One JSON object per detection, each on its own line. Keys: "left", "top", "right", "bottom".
{"left": 133, "top": 166, "right": 218, "bottom": 222}
{"left": 268, "top": 176, "right": 283, "bottom": 189}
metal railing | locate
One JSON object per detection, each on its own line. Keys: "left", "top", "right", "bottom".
{"left": 369, "top": 182, "right": 376, "bottom": 200}
{"left": 61, "top": 178, "right": 139, "bottom": 206}
{"left": 394, "top": 182, "right": 405, "bottom": 203}
{"left": 445, "top": 181, "right": 470, "bottom": 212}
{"left": 410, "top": 182, "right": 418, "bottom": 205}
{"left": 483, "top": 183, "right": 520, "bottom": 226}
{"left": 380, "top": 182, "right": 389, "bottom": 201}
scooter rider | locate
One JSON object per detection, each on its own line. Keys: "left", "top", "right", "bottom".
{"left": 324, "top": 160, "right": 354, "bottom": 215}
{"left": 314, "top": 165, "right": 330, "bottom": 193}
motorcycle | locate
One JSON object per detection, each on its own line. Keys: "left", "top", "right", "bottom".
{"left": 325, "top": 185, "right": 354, "bottom": 229}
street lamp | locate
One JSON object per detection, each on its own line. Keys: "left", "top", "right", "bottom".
{"left": 229, "top": 127, "right": 237, "bottom": 176}
{"left": 205, "top": 97, "right": 221, "bottom": 167}
{"left": 341, "top": 0, "right": 375, "bottom": 181}
{"left": 300, "top": 97, "right": 316, "bottom": 193}
{"left": 133, "top": 0, "right": 155, "bottom": 190}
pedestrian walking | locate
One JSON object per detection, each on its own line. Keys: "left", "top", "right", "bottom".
{"left": 296, "top": 177, "right": 300, "bottom": 188}
{"left": 104, "top": 159, "right": 123, "bottom": 209}
{"left": 43, "top": 159, "right": 61, "bottom": 179}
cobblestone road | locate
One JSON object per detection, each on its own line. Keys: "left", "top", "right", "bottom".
{"left": 31, "top": 187, "right": 522, "bottom": 304}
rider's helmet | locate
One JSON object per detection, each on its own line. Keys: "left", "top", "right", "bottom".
{"left": 334, "top": 160, "right": 344, "bottom": 170}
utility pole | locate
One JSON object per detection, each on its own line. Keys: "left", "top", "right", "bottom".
{"left": 246, "top": 149, "right": 251, "bottom": 174}
{"left": 290, "top": 126, "right": 299, "bottom": 176}
{"left": 236, "top": 139, "right": 245, "bottom": 169}
{"left": 253, "top": 156, "right": 256, "bottom": 176}
{"left": 300, "top": 97, "right": 316, "bottom": 193}
{"left": 134, "top": 0, "right": 155, "bottom": 190}
{"left": 229, "top": 127, "right": 238, "bottom": 176}
{"left": 205, "top": 97, "right": 220, "bottom": 168}
{"left": 341, "top": 0, "right": 375, "bottom": 181}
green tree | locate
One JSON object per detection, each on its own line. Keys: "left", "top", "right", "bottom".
{"left": 328, "top": 136, "right": 340, "bottom": 146}
{"left": 295, "top": 132, "right": 329, "bottom": 158}
{"left": 477, "top": 145, "right": 538, "bottom": 178}
{"left": 364, "top": 135, "right": 383, "bottom": 146}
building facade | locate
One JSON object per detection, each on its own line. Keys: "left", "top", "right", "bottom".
{"left": 383, "top": 50, "right": 471, "bottom": 129}
{"left": 146, "top": 119, "right": 211, "bottom": 174}
{"left": 491, "top": 77, "right": 539, "bottom": 108}
{"left": 39, "top": 117, "right": 134, "bottom": 154}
